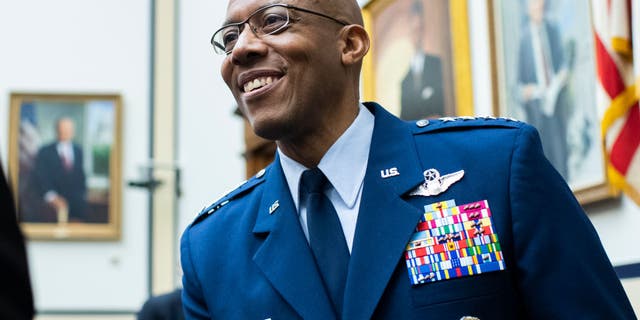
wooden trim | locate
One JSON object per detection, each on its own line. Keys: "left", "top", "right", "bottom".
{"left": 151, "top": 0, "right": 177, "bottom": 295}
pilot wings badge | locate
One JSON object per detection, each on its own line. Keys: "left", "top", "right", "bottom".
{"left": 409, "top": 169, "right": 465, "bottom": 197}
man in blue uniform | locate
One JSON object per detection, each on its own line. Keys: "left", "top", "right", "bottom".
{"left": 181, "top": 0, "right": 636, "bottom": 319}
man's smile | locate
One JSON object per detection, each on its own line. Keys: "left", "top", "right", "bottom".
{"left": 238, "top": 69, "right": 285, "bottom": 96}
{"left": 243, "top": 76, "right": 274, "bottom": 93}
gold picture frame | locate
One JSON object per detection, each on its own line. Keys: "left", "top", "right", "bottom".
{"left": 488, "top": 0, "right": 618, "bottom": 204}
{"left": 8, "top": 93, "right": 122, "bottom": 240}
{"left": 362, "top": 0, "right": 474, "bottom": 119}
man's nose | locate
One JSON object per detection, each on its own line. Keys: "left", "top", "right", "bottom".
{"left": 230, "top": 24, "right": 268, "bottom": 64}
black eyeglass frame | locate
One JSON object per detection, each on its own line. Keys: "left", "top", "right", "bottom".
{"left": 211, "top": 3, "right": 350, "bottom": 55}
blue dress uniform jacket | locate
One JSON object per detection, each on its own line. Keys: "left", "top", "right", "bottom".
{"left": 181, "top": 103, "right": 635, "bottom": 319}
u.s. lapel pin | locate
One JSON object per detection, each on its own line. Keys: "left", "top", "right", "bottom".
{"left": 409, "top": 168, "right": 464, "bottom": 197}
{"left": 381, "top": 167, "right": 400, "bottom": 179}
{"left": 268, "top": 200, "right": 280, "bottom": 215}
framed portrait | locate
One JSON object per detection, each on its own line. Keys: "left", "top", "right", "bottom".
{"left": 490, "top": 0, "right": 618, "bottom": 204}
{"left": 8, "top": 93, "right": 122, "bottom": 240}
{"left": 362, "top": 0, "right": 474, "bottom": 119}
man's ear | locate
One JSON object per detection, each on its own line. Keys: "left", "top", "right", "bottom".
{"left": 339, "top": 25, "right": 370, "bottom": 66}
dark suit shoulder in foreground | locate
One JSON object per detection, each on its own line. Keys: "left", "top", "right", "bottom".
{"left": 0, "top": 166, "right": 34, "bottom": 320}
{"left": 138, "top": 289, "right": 184, "bottom": 320}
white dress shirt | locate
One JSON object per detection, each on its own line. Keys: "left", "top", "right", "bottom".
{"left": 278, "top": 103, "right": 375, "bottom": 253}
{"left": 411, "top": 52, "right": 425, "bottom": 76}
{"left": 56, "top": 141, "right": 74, "bottom": 165}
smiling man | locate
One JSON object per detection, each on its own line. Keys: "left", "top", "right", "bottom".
{"left": 180, "top": 0, "right": 635, "bottom": 319}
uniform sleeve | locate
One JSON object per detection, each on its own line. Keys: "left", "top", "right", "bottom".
{"left": 180, "top": 229, "right": 211, "bottom": 319}
{"left": 508, "top": 124, "right": 636, "bottom": 318}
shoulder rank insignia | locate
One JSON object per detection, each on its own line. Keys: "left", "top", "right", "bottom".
{"left": 191, "top": 167, "right": 268, "bottom": 226}
{"left": 409, "top": 169, "right": 464, "bottom": 197}
{"left": 412, "top": 116, "right": 523, "bottom": 135}
{"left": 405, "top": 199, "right": 506, "bottom": 286}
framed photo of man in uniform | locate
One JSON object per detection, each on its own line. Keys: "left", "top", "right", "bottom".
{"left": 8, "top": 93, "right": 122, "bottom": 240}
{"left": 490, "top": 0, "right": 618, "bottom": 204}
{"left": 362, "top": 0, "right": 474, "bottom": 120}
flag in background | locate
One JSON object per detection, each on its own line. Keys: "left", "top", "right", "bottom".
{"left": 592, "top": 0, "right": 640, "bottom": 205}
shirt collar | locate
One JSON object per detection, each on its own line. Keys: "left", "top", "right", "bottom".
{"left": 279, "top": 103, "right": 375, "bottom": 210}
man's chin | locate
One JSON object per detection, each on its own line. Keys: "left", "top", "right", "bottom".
{"left": 249, "top": 121, "right": 281, "bottom": 141}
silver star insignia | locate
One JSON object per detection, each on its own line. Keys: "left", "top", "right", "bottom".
{"left": 409, "top": 168, "right": 465, "bottom": 197}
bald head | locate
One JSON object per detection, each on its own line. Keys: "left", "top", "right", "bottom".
{"left": 226, "top": 0, "right": 363, "bottom": 26}
{"left": 311, "top": 0, "right": 364, "bottom": 26}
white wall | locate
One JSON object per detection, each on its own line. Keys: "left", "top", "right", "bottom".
{"left": 0, "top": 0, "right": 151, "bottom": 312}
{"left": 175, "top": 0, "right": 245, "bottom": 282}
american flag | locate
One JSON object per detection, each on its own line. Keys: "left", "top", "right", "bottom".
{"left": 592, "top": 0, "right": 640, "bottom": 205}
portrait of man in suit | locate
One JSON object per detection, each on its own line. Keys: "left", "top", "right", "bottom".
{"left": 30, "top": 117, "right": 88, "bottom": 223}
{"left": 400, "top": 0, "right": 445, "bottom": 120}
{"left": 9, "top": 94, "right": 120, "bottom": 239}
{"left": 364, "top": 0, "right": 457, "bottom": 119}
{"left": 496, "top": 0, "right": 607, "bottom": 196}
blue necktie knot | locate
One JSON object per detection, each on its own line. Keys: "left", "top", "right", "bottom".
{"left": 301, "top": 167, "right": 328, "bottom": 194}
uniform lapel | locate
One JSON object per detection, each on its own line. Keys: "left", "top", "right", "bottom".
{"left": 343, "top": 103, "right": 426, "bottom": 320}
{"left": 252, "top": 158, "right": 335, "bottom": 320}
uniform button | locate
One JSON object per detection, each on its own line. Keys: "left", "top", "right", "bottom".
{"left": 416, "top": 119, "right": 430, "bottom": 128}
{"left": 256, "top": 168, "right": 266, "bottom": 178}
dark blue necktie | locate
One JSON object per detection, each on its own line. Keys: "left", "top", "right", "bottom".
{"left": 300, "top": 168, "right": 350, "bottom": 317}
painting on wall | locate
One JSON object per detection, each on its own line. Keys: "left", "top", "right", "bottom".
{"left": 362, "top": 0, "right": 474, "bottom": 119}
{"left": 8, "top": 93, "right": 122, "bottom": 240}
{"left": 490, "top": 0, "right": 618, "bottom": 203}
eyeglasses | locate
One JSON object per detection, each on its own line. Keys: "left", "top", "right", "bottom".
{"left": 211, "top": 4, "right": 349, "bottom": 55}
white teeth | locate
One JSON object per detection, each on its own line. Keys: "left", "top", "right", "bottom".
{"left": 243, "top": 76, "right": 276, "bottom": 93}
